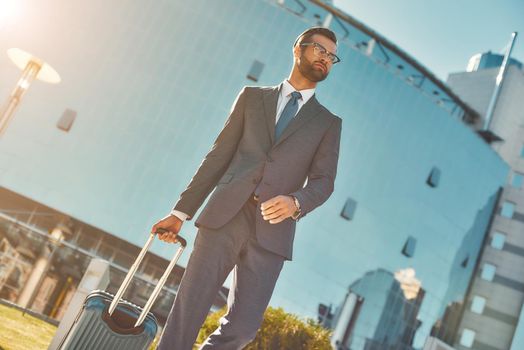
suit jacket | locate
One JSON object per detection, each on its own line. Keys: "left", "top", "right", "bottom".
{"left": 173, "top": 84, "right": 342, "bottom": 260}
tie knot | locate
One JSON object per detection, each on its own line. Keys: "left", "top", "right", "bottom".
{"left": 290, "top": 91, "right": 302, "bottom": 100}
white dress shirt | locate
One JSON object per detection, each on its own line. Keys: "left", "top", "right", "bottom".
{"left": 170, "top": 80, "right": 315, "bottom": 221}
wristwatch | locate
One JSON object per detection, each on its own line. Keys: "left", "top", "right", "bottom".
{"left": 291, "top": 196, "right": 301, "bottom": 220}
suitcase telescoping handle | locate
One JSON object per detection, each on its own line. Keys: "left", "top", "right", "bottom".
{"left": 108, "top": 228, "right": 187, "bottom": 328}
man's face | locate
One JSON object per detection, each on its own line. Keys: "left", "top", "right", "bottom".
{"left": 294, "top": 34, "right": 338, "bottom": 82}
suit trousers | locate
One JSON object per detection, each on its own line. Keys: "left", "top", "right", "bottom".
{"left": 157, "top": 196, "right": 286, "bottom": 350}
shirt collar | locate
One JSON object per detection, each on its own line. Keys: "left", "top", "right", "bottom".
{"left": 280, "top": 79, "right": 315, "bottom": 104}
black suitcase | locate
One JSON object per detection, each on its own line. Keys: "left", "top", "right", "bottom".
{"left": 57, "top": 229, "right": 186, "bottom": 350}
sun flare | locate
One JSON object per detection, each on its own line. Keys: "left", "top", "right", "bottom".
{"left": 0, "top": 0, "right": 21, "bottom": 26}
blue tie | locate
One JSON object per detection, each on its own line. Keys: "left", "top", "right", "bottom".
{"left": 275, "top": 91, "right": 302, "bottom": 141}
{"left": 253, "top": 90, "right": 302, "bottom": 198}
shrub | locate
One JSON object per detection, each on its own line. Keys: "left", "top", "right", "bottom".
{"left": 196, "top": 306, "right": 332, "bottom": 349}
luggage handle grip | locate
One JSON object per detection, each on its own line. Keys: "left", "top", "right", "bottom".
{"left": 108, "top": 229, "right": 186, "bottom": 327}
{"left": 154, "top": 228, "right": 187, "bottom": 247}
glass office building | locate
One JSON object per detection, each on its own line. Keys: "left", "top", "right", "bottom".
{"left": 447, "top": 50, "right": 524, "bottom": 350}
{"left": 0, "top": 0, "right": 509, "bottom": 348}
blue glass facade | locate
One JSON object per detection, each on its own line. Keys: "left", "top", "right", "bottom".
{"left": 0, "top": 0, "right": 508, "bottom": 348}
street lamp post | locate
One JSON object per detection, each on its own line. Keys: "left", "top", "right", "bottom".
{"left": 0, "top": 48, "right": 61, "bottom": 137}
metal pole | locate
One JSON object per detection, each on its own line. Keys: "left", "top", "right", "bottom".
{"left": 483, "top": 32, "right": 518, "bottom": 130}
{"left": 23, "top": 242, "right": 59, "bottom": 314}
{"left": 0, "top": 59, "right": 42, "bottom": 136}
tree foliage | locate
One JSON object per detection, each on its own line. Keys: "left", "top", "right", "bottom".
{"left": 196, "top": 306, "right": 332, "bottom": 350}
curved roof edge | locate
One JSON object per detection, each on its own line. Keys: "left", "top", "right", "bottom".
{"left": 311, "top": 0, "right": 481, "bottom": 123}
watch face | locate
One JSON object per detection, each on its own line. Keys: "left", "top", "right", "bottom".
{"left": 293, "top": 197, "right": 301, "bottom": 210}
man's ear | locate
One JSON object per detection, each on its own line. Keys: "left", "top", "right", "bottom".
{"left": 292, "top": 44, "right": 300, "bottom": 59}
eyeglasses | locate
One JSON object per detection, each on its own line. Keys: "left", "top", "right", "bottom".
{"left": 300, "top": 42, "right": 341, "bottom": 64}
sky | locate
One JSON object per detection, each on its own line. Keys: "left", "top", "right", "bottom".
{"left": 1, "top": 1, "right": 522, "bottom": 81}
{"left": 333, "top": 0, "right": 524, "bottom": 81}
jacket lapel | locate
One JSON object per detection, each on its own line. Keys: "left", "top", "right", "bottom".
{"left": 261, "top": 84, "right": 323, "bottom": 148}
{"left": 262, "top": 84, "right": 280, "bottom": 145}
{"left": 272, "top": 94, "right": 323, "bottom": 149}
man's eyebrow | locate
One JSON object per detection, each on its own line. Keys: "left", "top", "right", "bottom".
{"left": 321, "top": 44, "right": 337, "bottom": 55}
{"left": 317, "top": 42, "right": 337, "bottom": 54}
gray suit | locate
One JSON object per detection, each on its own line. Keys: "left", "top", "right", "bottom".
{"left": 157, "top": 83, "right": 342, "bottom": 349}
{"left": 173, "top": 84, "right": 342, "bottom": 260}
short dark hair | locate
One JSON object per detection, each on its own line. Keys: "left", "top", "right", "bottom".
{"left": 293, "top": 27, "right": 337, "bottom": 48}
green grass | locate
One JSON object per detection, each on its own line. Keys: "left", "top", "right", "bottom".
{"left": 0, "top": 303, "right": 198, "bottom": 350}
{"left": 0, "top": 303, "right": 57, "bottom": 350}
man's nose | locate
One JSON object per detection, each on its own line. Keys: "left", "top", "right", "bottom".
{"left": 319, "top": 57, "right": 330, "bottom": 67}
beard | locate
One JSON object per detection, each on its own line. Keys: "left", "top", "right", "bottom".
{"left": 297, "top": 52, "right": 328, "bottom": 82}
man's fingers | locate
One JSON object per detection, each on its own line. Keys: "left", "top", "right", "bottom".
{"left": 260, "top": 196, "right": 281, "bottom": 210}
{"left": 269, "top": 214, "right": 285, "bottom": 224}
{"left": 261, "top": 205, "right": 283, "bottom": 216}
{"left": 169, "top": 233, "right": 178, "bottom": 243}
{"left": 153, "top": 227, "right": 167, "bottom": 236}
{"left": 261, "top": 195, "right": 295, "bottom": 223}
{"left": 159, "top": 232, "right": 178, "bottom": 243}
{"left": 263, "top": 208, "right": 285, "bottom": 220}
{"left": 260, "top": 202, "right": 274, "bottom": 211}
{"left": 155, "top": 227, "right": 169, "bottom": 235}
{"left": 151, "top": 219, "right": 168, "bottom": 234}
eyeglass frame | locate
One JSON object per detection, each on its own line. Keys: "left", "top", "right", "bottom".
{"left": 299, "top": 42, "right": 341, "bottom": 64}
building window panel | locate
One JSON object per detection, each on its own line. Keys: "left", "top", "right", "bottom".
{"left": 471, "top": 296, "right": 486, "bottom": 314}
{"left": 246, "top": 60, "right": 265, "bottom": 82}
{"left": 460, "top": 329, "right": 476, "bottom": 348}
{"left": 491, "top": 232, "right": 506, "bottom": 250}
{"left": 426, "top": 166, "right": 440, "bottom": 187}
{"left": 57, "top": 108, "right": 77, "bottom": 132}
{"left": 481, "top": 263, "right": 496, "bottom": 281}
{"left": 75, "top": 234, "right": 97, "bottom": 252}
{"left": 511, "top": 172, "right": 524, "bottom": 188}
{"left": 500, "top": 201, "right": 515, "bottom": 218}
{"left": 402, "top": 236, "right": 417, "bottom": 257}
{"left": 97, "top": 242, "right": 115, "bottom": 261}
{"left": 461, "top": 255, "right": 469, "bottom": 268}
{"left": 113, "top": 251, "right": 134, "bottom": 268}
{"left": 340, "top": 197, "right": 357, "bottom": 220}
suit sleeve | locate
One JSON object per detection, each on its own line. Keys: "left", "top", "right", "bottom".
{"left": 289, "top": 116, "right": 342, "bottom": 219}
{"left": 171, "top": 87, "right": 248, "bottom": 219}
